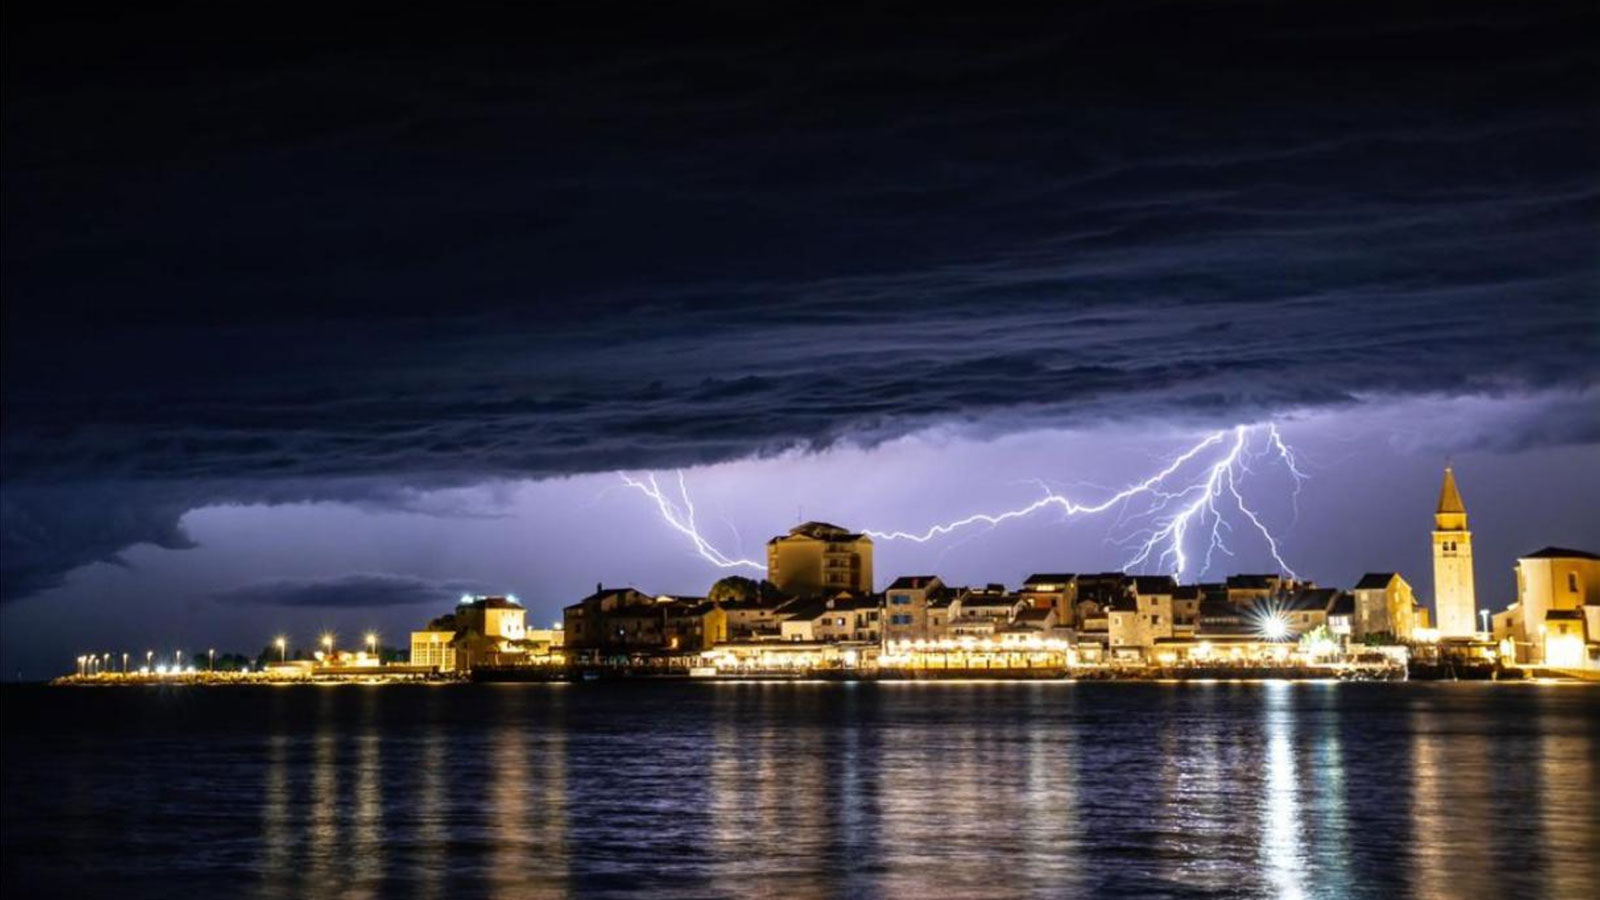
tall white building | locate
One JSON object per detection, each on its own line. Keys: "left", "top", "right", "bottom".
{"left": 1431, "top": 466, "right": 1477, "bottom": 638}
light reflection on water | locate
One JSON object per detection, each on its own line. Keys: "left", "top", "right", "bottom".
{"left": 3, "top": 682, "right": 1596, "bottom": 899}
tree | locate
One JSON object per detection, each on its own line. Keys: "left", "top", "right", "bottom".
{"left": 709, "top": 575, "right": 783, "bottom": 604}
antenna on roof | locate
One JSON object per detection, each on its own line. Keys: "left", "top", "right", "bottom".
{"left": 797, "top": 505, "right": 803, "bottom": 524}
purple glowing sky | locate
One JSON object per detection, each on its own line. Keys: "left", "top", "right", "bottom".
{"left": 3, "top": 391, "right": 1594, "bottom": 676}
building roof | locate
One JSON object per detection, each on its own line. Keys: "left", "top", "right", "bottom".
{"left": 887, "top": 575, "right": 941, "bottom": 590}
{"left": 771, "top": 521, "right": 866, "bottom": 543}
{"left": 1104, "top": 594, "right": 1138, "bottom": 613}
{"left": 776, "top": 598, "right": 830, "bottom": 621}
{"left": 572, "top": 585, "right": 651, "bottom": 606}
{"left": 961, "top": 594, "right": 1021, "bottom": 608}
{"left": 1521, "top": 547, "right": 1600, "bottom": 561}
{"left": 720, "top": 597, "right": 787, "bottom": 612}
{"left": 1437, "top": 465, "right": 1466, "bottom": 515}
{"left": 1353, "top": 573, "right": 1398, "bottom": 591}
{"left": 1022, "top": 573, "right": 1076, "bottom": 587}
{"left": 1015, "top": 608, "right": 1054, "bottom": 623}
{"left": 1326, "top": 593, "right": 1356, "bottom": 616}
{"left": 460, "top": 595, "right": 522, "bottom": 610}
{"left": 1131, "top": 575, "right": 1177, "bottom": 594}
{"left": 1173, "top": 585, "right": 1202, "bottom": 601}
{"left": 1286, "top": 587, "right": 1339, "bottom": 610}
{"left": 1226, "top": 574, "right": 1280, "bottom": 590}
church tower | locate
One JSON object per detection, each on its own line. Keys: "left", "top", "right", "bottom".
{"left": 1431, "top": 465, "right": 1477, "bottom": 638}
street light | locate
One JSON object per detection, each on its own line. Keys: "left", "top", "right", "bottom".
{"left": 275, "top": 636, "right": 287, "bottom": 663}
{"left": 321, "top": 633, "right": 334, "bottom": 664}
{"left": 122, "top": 652, "right": 129, "bottom": 673}
{"left": 208, "top": 648, "right": 215, "bottom": 671}
{"left": 365, "top": 632, "right": 378, "bottom": 659}
{"left": 146, "top": 650, "right": 154, "bottom": 670}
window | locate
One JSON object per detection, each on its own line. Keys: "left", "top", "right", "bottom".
{"left": 891, "top": 594, "right": 912, "bottom": 605}
{"left": 1569, "top": 572, "right": 1580, "bottom": 593}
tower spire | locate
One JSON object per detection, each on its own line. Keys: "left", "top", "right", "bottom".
{"left": 1436, "top": 464, "right": 1466, "bottom": 516}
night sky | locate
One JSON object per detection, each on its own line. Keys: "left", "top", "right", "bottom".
{"left": 3, "top": 2, "right": 1596, "bottom": 677}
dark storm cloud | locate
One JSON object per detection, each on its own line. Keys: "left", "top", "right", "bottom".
{"left": 214, "top": 573, "right": 490, "bottom": 609}
{"left": 2, "top": 1, "right": 1597, "bottom": 600}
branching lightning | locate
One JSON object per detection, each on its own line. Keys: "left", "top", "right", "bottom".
{"left": 619, "top": 471, "right": 765, "bottom": 571}
{"left": 621, "top": 423, "right": 1308, "bottom": 580}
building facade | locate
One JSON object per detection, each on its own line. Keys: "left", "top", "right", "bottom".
{"left": 766, "top": 522, "right": 874, "bottom": 597}
{"left": 1495, "top": 547, "right": 1600, "bottom": 665}
{"left": 884, "top": 576, "right": 945, "bottom": 642}
{"left": 1351, "top": 572, "right": 1419, "bottom": 641}
{"left": 1431, "top": 465, "right": 1478, "bottom": 638}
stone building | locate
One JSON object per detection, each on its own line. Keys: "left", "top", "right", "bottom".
{"left": 766, "top": 521, "right": 874, "bottom": 597}
{"left": 1431, "top": 465, "right": 1478, "bottom": 638}
{"left": 1493, "top": 547, "right": 1600, "bottom": 665}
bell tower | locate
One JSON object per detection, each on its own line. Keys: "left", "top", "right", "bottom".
{"left": 1431, "top": 465, "right": 1477, "bottom": 638}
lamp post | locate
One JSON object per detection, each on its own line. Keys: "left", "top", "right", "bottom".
{"left": 146, "top": 650, "right": 153, "bottom": 671}
{"left": 175, "top": 649, "right": 182, "bottom": 672}
{"left": 366, "top": 632, "right": 378, "bottom": 661}
{"left": 76, "top": 655, "right": 84, "bottom": 677}
{"left": 1478, "top": 609, "right": 1490, "bottom": 635}
{"left": 122, "top": 652, "right": 129, "bottom": 674}
{"left": 208, "top": 648, "right": 215, "bottom": 672}
{"left": 321, "top": 633, "right": 334, "bottom": 666}
{"left": 275, "top": 636, "right": 287, "bottom": 663}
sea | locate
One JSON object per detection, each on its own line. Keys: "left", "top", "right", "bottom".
{"left": 3, "top": 681, "right": 1597, "bottom": 899}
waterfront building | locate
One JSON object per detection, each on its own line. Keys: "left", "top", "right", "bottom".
{"left": 699, "top": 639, "right": 876, "bottom": 674}
{"left": 947, "top": 586, "right": 1025, "bottom": 637}
{"left": 409, "top": 594, "right": 531, "bottom": 672}
{"left": 1351, "top": 572, "right": 1420, "bottom": 641}
{"left": 926, "top": 589, "right": 956, "bottom": 639}
{"left": 1019, "top": 573, "right": 1079, "bottom": 628}
{"left": 1326, "top": 591, "right": 1357, "bottom": 638}
{"left": 1007, "top": 606, "right": 1059, "bottom": 635}
{"left": 664, "top": 600, "right": 728, "bottom": 651}
{"left": 1172, "top": 585, "right": 1202, "bottom": 638}
{"left": 1494, "top": 547, "right": 1600, "bottom": 665}
{"left": 1431, "top": 465, "right": 1478, "bottom": 638}
{"left": 721, "top": 596, "right": 790, "bottom": 640}
{"left": 563, "top": 586, "right": 654, "bottom": 648}
{"left": 777, "top": 593, "right": 882, "bottom": 642}
{"left": 884, "top": 575, "right": 947, "bottom": 642}
{"left": 410, "top": 628, "right": 457, "bottom": 671}
{"left": 766, "top": 521, "right": 874, "bottom": 597}
{"left": 1225, "top": 574, "right": 1292, "bottom": 607}
{"left": 1281, "top": 586, "right": 1337, "bottom": 635}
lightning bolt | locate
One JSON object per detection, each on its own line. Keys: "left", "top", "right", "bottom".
{"left": 619, "top": 471, "right": 765, "bottom": 570}
{"left": 622, "top": 423, "right": 1307, "bottom": 580}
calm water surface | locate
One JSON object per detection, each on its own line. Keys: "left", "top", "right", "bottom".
{"left": 3, "top": 682, "right": 1597, "bottom": 899}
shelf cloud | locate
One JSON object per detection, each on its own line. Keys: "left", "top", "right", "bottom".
{"left": 3, "top": 1, "right": 1596, "bottom": 603}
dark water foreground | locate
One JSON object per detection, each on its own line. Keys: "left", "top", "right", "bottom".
{"left": 3, "top": 683, "right": 1596, "bottom": 899}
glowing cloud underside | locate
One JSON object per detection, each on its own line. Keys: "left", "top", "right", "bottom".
{"left": 621, "top": 424, "right": 1306, "bottom": 580}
